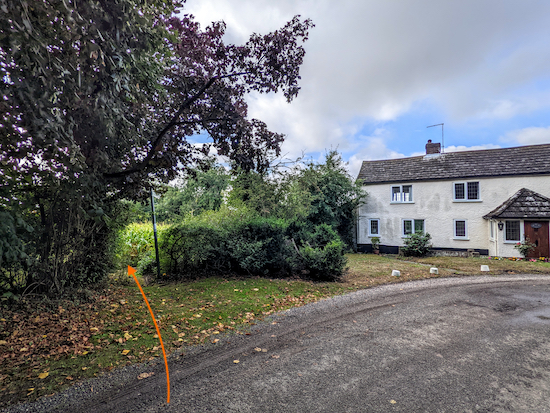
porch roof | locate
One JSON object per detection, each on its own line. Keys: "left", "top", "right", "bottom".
{"left": 483, "top": 188, "right": 550, "bottom": 219}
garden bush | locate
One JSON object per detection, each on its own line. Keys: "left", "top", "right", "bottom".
{"left": 154, "top": 207, "right": 348, "bottom": 282}
{"left": 159, "top": 207, "right": 290, "bottom": 279}
{"left": 287, "top": 222, "right": 348, "bottom": 281}
{"left": 401, "top": 231, "right": 432, "bottom": 257}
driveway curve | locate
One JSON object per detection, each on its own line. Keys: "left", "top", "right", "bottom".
{"left": 6, "top": 274, "right": 550, "bottom": 413}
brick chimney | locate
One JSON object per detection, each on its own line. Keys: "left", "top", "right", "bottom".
{"left": 425, "top": 139, "right": 441, "bottom": 154}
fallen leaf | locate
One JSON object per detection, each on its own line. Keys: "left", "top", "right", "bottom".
{"left": 252, "top": 288, "right": 259, "bottom": 291}
{"left": 212, "top": 339, "right": 220, "bottom": 343}
{"left": 82, "top": 351, "right": 89, "bottom": 355}
{"left": 233, "top": 360, "right": 240, "bottom": 363}
{"left": 0, "top": 340, "right": 7, "bottom": 345}
{"left": 137, "top": 372, "right": 154, "bottom": 380}
{"left": 121, "top": 349, "right": 130, "bottom": 355}
{"left": 38, "top": 372, "right": 49, "bottom": 379}
{"left": 124, "top": 332, "right": 132, "bottom": 340}
{"left": 271, "top": 355, "right": 280, "bottom": 359}
{"left": 390, "top": 400, "right": 397, "bottom": 404}
{"left": 90, "top": 327, "right": 99, "bottom": 333}
{"left": 82, "top": 367, "right": 88, "bottom": 371}
{"left": 254, "top": 347, "right": 262, "bottom": 352}
{"left": 20, "top": 347, "right": 28, "bottom": 352}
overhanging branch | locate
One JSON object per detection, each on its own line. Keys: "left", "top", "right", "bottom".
{"left": 104, "top": 71, "right": 250, "bottom": 179}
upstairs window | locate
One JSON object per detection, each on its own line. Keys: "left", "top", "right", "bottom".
{"left": 391, "top": 185, "right": 413, "bottom": 203}
{"left": 454, "top": 182, "right": 480, "bottom": 201}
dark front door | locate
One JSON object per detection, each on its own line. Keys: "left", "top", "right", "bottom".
{"left": 524, "top": 221, "right": 550, "bottom": 258}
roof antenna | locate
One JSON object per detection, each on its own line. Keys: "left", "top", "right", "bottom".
{"left": 427, "top": 123, "right": 444, "bottom": 153}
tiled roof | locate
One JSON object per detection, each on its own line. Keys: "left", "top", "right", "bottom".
{"left": 357, "top": 144, "right": 550, "bottom": 184}
{"left": 483, "top": 188, "right": 550, "bottom": 219}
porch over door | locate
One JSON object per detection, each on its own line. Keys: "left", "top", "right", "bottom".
{"left": 524, "top": 221, "right": 549, "bottom": 258}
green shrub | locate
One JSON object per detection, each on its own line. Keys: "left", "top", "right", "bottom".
{"left": 114, "top": 222, "right": 168, "bottom": 267}
{"left": 401, "top": 232, "right": 432, "bottom": 257}
{"left": 297, "top": 239, "right": 347, "bottom": 281}
{"left": 288, "top": 223, "right": 348, "bottom": 281}
{"left": 159, "top": 207, "right": 290, "bottom": 279}
{"left": 157, "top": 207, "right": 349, "bottom": 281}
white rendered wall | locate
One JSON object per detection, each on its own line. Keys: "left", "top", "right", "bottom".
{"left": 357, "top": 175, "right": 550, "bottom": 256}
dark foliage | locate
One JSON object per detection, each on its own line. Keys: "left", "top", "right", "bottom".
{"left": 0, "top": 0, "right": 313, "bottom": 294}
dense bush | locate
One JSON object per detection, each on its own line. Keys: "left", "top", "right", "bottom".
{"left": 401, "top": 232, "right": 432, "bottom": 257}
{"left": 288, "top": 223, "right": 348, "bottom": 281}
{"left": 159, "top": 207, "right": 290, "bottom": 278}
{"left": 152, "top": 207, "right": 348, "bottom": 281}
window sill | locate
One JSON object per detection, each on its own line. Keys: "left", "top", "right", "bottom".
{"left": 452, "top": 200, "right": 482, "bottom": 203}
{"left": 453, "top": 237, "right": 469, "bottom": 241}
{"left": 390, "top": 201, "right": 415, "bottom": 204}
{"left": 504, "top": 241, "right": 521, "bottom": 244}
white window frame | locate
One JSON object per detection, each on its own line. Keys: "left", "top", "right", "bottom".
{"left": 504, "top": 220, "right": 522, "bottom": 243}
{"left": 402, "top": 219, "right": 425, "bottom": 237}
{"left": 453, "top": 219, "right": 468, "bottom": 240}
{"left": 391, "top": 185, "right": 413, "bottom": 203}
{"left": 368, "top": 219, "right": 380, "bottom": 236}
{"left": 453, "top": 181, "right": 481, "bottom": 202}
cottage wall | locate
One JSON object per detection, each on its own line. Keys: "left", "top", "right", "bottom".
{"left": 358, "top": 175, "right": 550, "bottom": 256}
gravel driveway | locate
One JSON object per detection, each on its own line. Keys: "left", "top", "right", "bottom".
{"left": 5, "top": 274, "right": 550, "bottom": 413}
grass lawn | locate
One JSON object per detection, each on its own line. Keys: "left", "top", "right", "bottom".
{"left": 1, "top": 253, "right": 550, "bottom": 407}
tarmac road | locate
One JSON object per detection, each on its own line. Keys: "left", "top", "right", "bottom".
{"left": 7, "top": 274, "right": 550, "bottom": 413}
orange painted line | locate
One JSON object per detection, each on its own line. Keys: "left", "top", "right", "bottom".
{"left": 128, "top": 265, "right": 170, "bottom": 404}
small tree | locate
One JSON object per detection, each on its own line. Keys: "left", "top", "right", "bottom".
{"left": 401, "top": 232, "right": 432, "bottom": 257}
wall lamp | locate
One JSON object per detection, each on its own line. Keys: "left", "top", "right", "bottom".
{"left": 498, "top": 221, "right": 504, "bottom": 231}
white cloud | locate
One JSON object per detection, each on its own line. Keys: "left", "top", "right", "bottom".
{"left": 444, "top": 144, "right": 501, "bottom": 153}
{"left": 345, "top": 131, "right": 406, "bottom": 178}
{"left": 183, "top": 0, "right": 550, "bottom": 165}
{"left": 502, "top": 127, "right": 550, "bottom": 145}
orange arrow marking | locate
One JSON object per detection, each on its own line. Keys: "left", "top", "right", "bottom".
{"left": 128, "top": 265, "right": 170, "bottom": 404}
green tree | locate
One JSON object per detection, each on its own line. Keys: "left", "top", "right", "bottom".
{"left": 228, "top": 171, "right": 281, "bottom": 217}
{"left": 287, "top": 151, "right": 366, "bottom": 248}
{"left": 156, "top": 163, "right": 230, "bottom": 221}
{"left": 0, "top": 0, "right": 313, "bottom": 294}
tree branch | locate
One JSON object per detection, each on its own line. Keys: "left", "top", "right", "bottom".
{"left": 104, "top": 71, "right": 251, "bottom": 179}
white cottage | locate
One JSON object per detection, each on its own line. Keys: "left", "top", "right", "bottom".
{"left": 356, "top": 142, "right": 550, "bottom": 258}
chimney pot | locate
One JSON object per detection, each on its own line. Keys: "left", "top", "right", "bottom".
{"left": 426, "top": 140, "right": 441, "bottom": 155}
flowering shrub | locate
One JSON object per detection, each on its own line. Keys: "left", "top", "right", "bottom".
{"left": 513, "top": 238, "right": 536, "bottom": 258}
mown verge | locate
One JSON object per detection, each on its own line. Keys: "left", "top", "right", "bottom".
{"left": 2, "top": 254, "right": 550, "bottom": 407}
